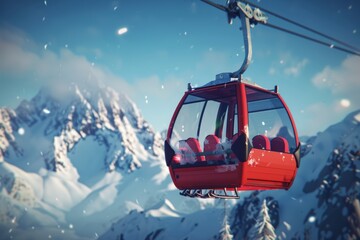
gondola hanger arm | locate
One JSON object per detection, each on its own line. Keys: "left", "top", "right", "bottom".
{"left": 201, "top": 0, "right": 267, "bottom": 81}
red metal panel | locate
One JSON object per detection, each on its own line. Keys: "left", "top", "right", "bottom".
{"left": 170, "top": 164, "right": 242, "bottom": 189}
{"left": 242, "top": 149, "right": 297, "bottom": 189}
{"left": 238, "top": 83, "right": 249, "bottom": 134}
{"left": 168, "top": 149, "right": 297, "bottom": 190}
{"left": 238, "top": 83, "right": 249, "bottom": 187}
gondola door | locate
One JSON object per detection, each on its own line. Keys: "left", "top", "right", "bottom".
{"left": 240, "top": 85, "right": 298, "bottom": 190}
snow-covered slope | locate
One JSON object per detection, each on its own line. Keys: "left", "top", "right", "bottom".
{"left": 100, "top": 199, "right": 226, "bottom": 240}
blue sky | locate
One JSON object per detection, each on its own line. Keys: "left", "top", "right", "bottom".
{"left": 0, "top": 0, "right": 359, "bottom": 136}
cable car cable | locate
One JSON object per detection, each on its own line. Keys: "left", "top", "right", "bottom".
{"left": 201, "top": 0, "right": 360, "bottom": 56}
{"left": 260, "top": 22, "right": 360, "bottom": 57}
{"left": 241, "top": 0, "right": 360, "bottom": 53}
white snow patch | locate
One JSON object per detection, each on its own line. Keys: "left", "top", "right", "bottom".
{"left": 90, "top": 171, "right": 122, "bottom": 191}
{"left": 146, "top": 199, "right": 180, "bottom": 218}
{"left": 151, "top": 162, "right": 169, "bottom": 185}
{"left": 42, "top": 172, "right": 90, "bottom": 210}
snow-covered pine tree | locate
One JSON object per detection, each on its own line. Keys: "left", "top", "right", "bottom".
{"left": 219, "top": 199, "right": 233, "bottom": 240}
{"left": 219, "top": 214, "right": 233, "bottom": 240}
{"left": 248, "top": 199, "right": 276, "bottom": 240}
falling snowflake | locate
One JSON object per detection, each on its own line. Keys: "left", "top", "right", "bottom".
{"left": 340, "top": 99, "right": 351, "bottom": 108}
{"left": 117, "top": 27, "right": 128, "bottom": 35}
{"left": 18, "top": 128, "right": 25, "bottom": 135}
{"left": 43, "top": 108, "right": 51, "bottom": 114}
{"left": 308, "top": 216, "right": 316, "bottom": 223}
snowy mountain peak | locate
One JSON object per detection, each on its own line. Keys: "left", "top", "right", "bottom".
{"left": 0, "top": 82, "right": 172, "bottom": 239}
{"left": 1, "top": 83, "right": 163, "bottom": 183}
{"left": 346, "top": 109, "right": 360, "bottom": 124}
{"left": 145, "top": 198, "right": 180, "bottom": 218}
{"left": 354, "top": 112, "right": 360, "bottom": 123}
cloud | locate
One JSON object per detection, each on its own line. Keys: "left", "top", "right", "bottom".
{"left": 267, "top": 54, "right": 308, "bottom": 77}
{"left": 0, "top": 30, "right": 39, "bottom": 76}
{"left": 284, "top": 59, "right": 308, "bottom": 76}
{"left": 297, "top": 56, "right": 360, "bottom": 135}
{"left": 0, "top": 26, "right": 182, "bottom": 131}
{"left": 299, "top": 99, "right": 354, "bottom": 136}
{"left": 0, "top": 27, "right": 131, "bottom": 90}
{"left": 312, "top": 56, "right": 360, "bottom": 99}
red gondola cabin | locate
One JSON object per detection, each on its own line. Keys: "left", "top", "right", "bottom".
{"left": 164, "top": 80, "right": 300, "bottom": 195}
